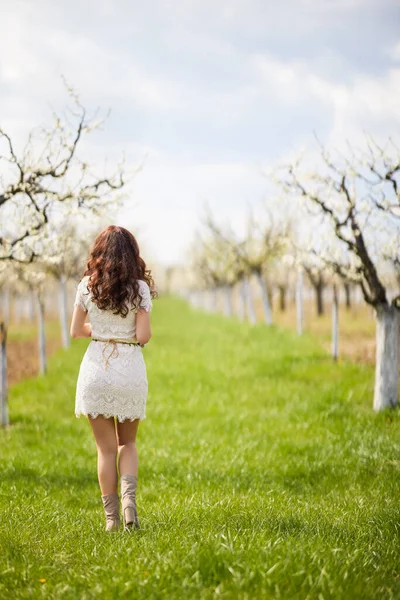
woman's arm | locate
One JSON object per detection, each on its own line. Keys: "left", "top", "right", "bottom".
{"left": 136, "top": 308, "right": 152, "bottom": 345}
{"left": 70, "top": 305, "right": 91, "bottom": 339}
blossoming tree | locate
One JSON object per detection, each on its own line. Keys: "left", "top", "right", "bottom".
{"left": 277, "top": 138, "right": 400, "bottom": 411}
{"left": 0, "top": 87, "right": 126, "bottom": 263}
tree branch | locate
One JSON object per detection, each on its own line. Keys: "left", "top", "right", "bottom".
{"left": 0, "top": 89, "right": 128, "bottom": 263}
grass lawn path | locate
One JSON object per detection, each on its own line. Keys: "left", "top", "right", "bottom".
{"left": 1, "top": 297, "right": 400, "bottom": 599}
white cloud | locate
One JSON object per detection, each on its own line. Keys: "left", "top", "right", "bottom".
{"left": 250, "top": 51, "right": 400, "bottom": 147}
{"left": 387, "top": 41, "right": 400, "bottom": 62}
{"left": 154, "top": 0, "right": 385, "bottom": 37}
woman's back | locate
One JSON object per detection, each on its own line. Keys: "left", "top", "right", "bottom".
{"left": 75, "top": 276, "right": 152, "bottom": 341}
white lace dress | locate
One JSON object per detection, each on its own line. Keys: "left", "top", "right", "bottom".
{"left": 74, "top": 277, "right": 152, "bottom": 423}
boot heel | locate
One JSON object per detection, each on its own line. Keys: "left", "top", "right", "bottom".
{"left": 123, "top": 506, "right": 140, "bottom": 529}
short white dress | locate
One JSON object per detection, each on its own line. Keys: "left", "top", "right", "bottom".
{"left": 74, "top": 276, "right": 152, "bottom": 423}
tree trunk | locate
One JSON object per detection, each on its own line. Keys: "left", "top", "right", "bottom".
{"left": 245, "top": 276, "right": 257, "bottom": 325}
{"left": 373, "top": 305, "right": 399, "bottom": 411}
{"left": 344, "top": 282, "right": 351, "bottom": 310}
{"left": 203, "top": 291, "right": 209, "bottom": 312}
{"left": 23, "top": 296, "right": 30, "bottom": 321}
{"left": 331, "top": 284, "right": 339, "bottom": 361}
{"left": 3, "top": 289, "right": 10, "bottom": 324}
{"left": 238, "top": 279, "right": 246, "bottom": 321}
{"left": 205, "top": 290, "right": 213, "bottom": 312}
{"left": 194, "top": 291, "right": 200, "bottom": 309}
{"left": 296, "top": 270, "right": 304, "bottom": 336}
{"left": 37, "top": 293, "right": 47, "bottom": 375}
{"left": 197, "top": 291, "right": 203, "bottom": 309}
{"left": 59, "top": 275, "right": 70, "bottom": 348}
{"left": 0, "top": 322, "right": 8, "bottom": 427}
{"left": 224, "top": 285, "right": 233, "bottom": 317}
{"left": 256, "top": 272, "right": 273, "bottom": 325}
{"left": 355, "top": 285, "right": 363, "bottom": 305}
{"left": 193, "top": 290, "right": 201, "bottom": 309}
{"left": 14, "top": 296, "right": 22, "bottom": 324}
{"left": 278, "top": 286, "right": 287, "bottom": 312}
{"left": 199, "top": 291, "right": 204, "bottom": 309}
{"left": 28, "top": 291, "right": 35, "bottom": 323}
{"left": 212, "top": 287, "right": 218, "bottom": 313}
{"left": 316, "top": 282, "right": 324, "bottom": 316}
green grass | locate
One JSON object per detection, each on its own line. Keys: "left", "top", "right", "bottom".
{"left": 1, "top": 297, "right": 400, "bottom": 599}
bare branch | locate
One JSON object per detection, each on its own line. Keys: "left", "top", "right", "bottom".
{"left": 0, "top": 129, "right": 24, "bottom": 184}
{"left": 0, "top": 86, "right": 129, "bottom": 263}
{"left": 275, "top": 138, "right": 395, "bottom": 308}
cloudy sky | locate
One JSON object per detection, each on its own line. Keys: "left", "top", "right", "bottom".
{"left": 1, "top": 0, "right": 400, "bottom": 263}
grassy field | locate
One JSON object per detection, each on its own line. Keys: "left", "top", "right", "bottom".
{"left": 1, "top": 297, "right": 400, "bottom": 599}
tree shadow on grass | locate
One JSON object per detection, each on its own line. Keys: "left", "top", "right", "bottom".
{"left": 142, "top": 462, "right": 364, "bottom": 497}
{"left": 0, "top": 465, "right": 97, "bottom": 490}
{"left": 224, "top": 512, "right": 359, "bottom": 545}
{"left": 141, "top": 504, "right": 360, "bottom": 549}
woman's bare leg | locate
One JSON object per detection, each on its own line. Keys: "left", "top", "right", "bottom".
{"left": 89, "top": 416, "right": 118, "bottom": 495}
{"left": 116, "top": 419, "right": 140, "bottom": 476}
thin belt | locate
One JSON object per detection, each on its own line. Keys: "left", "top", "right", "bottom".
{"left": 92, "top": 337, "right": 142, "bottom": 370}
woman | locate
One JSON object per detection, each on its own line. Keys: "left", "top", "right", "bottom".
{"left": 70, "top": 225, "right": 156, "bottom": 532}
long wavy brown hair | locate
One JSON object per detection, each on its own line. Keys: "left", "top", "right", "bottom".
{"left": 83, "top": 225, "right": 157, "bottom": 317}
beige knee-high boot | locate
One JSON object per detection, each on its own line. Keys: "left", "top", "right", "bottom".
{"left": 120, "top": 474, "right": 140, "bottom": 530}
{"left": 101, "top": 493, "right": 120, "bottom": 532}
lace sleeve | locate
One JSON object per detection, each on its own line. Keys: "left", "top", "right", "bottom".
{"left": 74, "top": 278, "right": 88, "bottom": 311}
{"left": 138, "top": 280, "right": 152, "bottom": 312}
